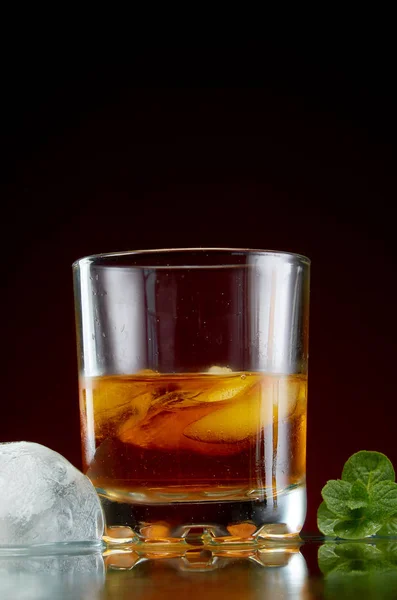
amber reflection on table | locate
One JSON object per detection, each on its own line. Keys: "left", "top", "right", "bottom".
{"left": 102, "top": 544, "right": 315, "bottom": 600}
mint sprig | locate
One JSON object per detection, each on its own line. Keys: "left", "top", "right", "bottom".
{"left": 317, "top": 451, "right": 397, "bottom": 539}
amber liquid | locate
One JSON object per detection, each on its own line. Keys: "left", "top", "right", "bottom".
{"left": 81, "top": 373, "right": 306, "bottom": 502}
{"left": 80, "top": 371, "right": 307, "bottom": 541}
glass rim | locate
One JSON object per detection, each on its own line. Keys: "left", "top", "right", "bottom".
{"left": 73, "top": 247, "right": 311, "bottom": 269}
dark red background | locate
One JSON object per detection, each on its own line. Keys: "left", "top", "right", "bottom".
{"left": 2, "top": 38, "right": 396, "bottom": 532}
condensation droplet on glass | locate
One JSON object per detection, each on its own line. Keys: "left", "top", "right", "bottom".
{"left": 102, "top": 332, "right": 106, "bottom": 338}
{"left": 95, "top": 274, "right": 99, "bottom": 280}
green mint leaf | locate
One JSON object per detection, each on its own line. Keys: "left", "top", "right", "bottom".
{"left": 317, "top": 501, "right": 342, "bottom": 536}
{"left": 342, "top": 451, "right": 395, "bottom": 488}
{"left": 346, "top": 480, "right": 369, "bottom": 510}
{"left": 334, "top": 517, "right": 383, "bottom": 539}
{"left": 318, "top": 451, "right": 397, "bottom": 539}
{"left": 368, "top": 481, "right": 397, "bottom": 520}
{"left": 322, "top": 480, "right": 353, "bottom": 517}
{"left": 378, "top": 515, "right": 397, "bottom": 536}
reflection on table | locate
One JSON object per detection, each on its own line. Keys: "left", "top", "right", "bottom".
{"left": 0, "top": 538, "right": 396, "bottom": 599}
{"left": 0, "top": 549, "right": 105, "bottom": 600}
{"left": 0, "top": 542, "right": 309, "bottom": 600}
{"left": 104, "top": 543, "right": 309, "bottom": 599}
{"left": 318, "top": 539, "right": 397, "bottom": 600}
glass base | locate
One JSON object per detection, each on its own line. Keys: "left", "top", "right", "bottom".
{"left": 99, "top": 484, "right": 306, "bottom": 547}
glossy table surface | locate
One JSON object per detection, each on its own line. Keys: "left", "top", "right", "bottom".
{"left": 1, "top": 535, "right": 396, "bottom": 599}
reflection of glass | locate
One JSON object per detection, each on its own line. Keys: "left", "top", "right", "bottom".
{"left": 0, "top": 550, "right": 104, "bottom": 600}
{"left": 319, "top": 541, "right": 397, "bottom": 599}
{"left": 73, "top": 249, "right": 310, "bottom": 545}
{"left": 104, "top": 544, "right": 309, "bottom": 599}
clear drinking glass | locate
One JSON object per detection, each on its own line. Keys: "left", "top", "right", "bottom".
{"left": 73, "top": 248, "right": 310, "bottom": 546}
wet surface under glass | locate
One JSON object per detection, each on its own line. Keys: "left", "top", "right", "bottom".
{"left": 1, "top": 535, "right": 396, "bottom": 599}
